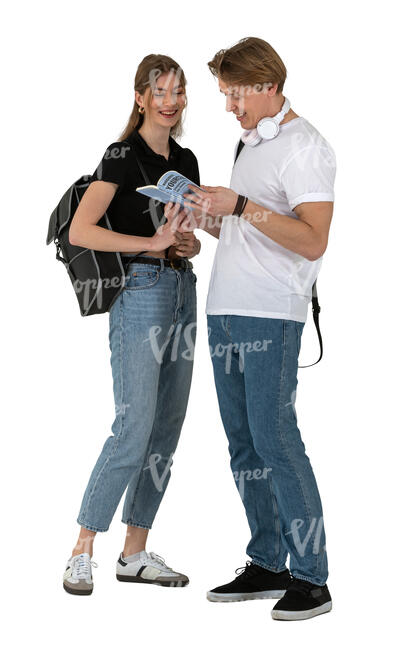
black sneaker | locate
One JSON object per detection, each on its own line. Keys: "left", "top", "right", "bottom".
{"left": 271, "top": 577, "right": 332, "bottom": 620}
{"left": 207, "top": 561, "right": 291, "bottom": 602}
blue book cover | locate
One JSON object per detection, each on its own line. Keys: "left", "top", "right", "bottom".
{"left": 136, "top": 171, "right": 202, "bottom": 210}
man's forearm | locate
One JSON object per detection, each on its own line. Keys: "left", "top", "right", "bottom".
{"left": 241, "top": 200, "right": 321, "bottom": 260}
{"left": 195, "top": 213, "right": 223, "bottom": 239}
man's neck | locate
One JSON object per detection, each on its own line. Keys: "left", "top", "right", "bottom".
{"left": 280, "top": 107, "right": 299, "bottom": 125}
{"left": 265, "top": 94, "right": 299, "bottom": 125}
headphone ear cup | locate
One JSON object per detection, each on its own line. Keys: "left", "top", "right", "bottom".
{"left": 257, "top": 118, "right": 279, "bottom": 140}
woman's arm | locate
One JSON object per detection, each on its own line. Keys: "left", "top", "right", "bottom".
{"left": 69, "top": 180, "right": 178, "bottom": 252}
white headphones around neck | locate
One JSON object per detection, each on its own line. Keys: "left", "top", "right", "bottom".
{"left": 241, "top": 97, "right": 291, "bottom": 146}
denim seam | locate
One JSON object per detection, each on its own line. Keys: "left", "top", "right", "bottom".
{"left": 266, "top": 474, "right": 282, "bottom": 565}
{"left": 291, "top": 572, "right": 326, "bottom": 587}
{"left": 76, "top": 519, "right": 109, "bottom": 533}
{"left": 224, "top": 315, "right": 232, "bottom": 339}
{"left": 122, "top": 519, "right": 152, "bottom": 530}
{"left": 277, "top": 321, "right": 314, "bottom": 560}
{"left": 250, "top": 558, "right": 288, "bottom": 573}
{"left": 291, "top": 323, "right": 321, "bottom": 575}
{"left": 126, "top": 430, "right": 156, "bottom": 523}
{"left": 172, "top": 270, "right": 180, "bottom": 324}
{"left": 79, "top": 296, "right": 126, "bottom": 526}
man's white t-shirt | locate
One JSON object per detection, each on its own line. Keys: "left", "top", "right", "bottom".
{"left": 205, "top": 116, "right": 336, "bottom": 323}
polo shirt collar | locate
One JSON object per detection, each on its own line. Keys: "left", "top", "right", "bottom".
{"left": 129, "top": 126, "right": 180, "bottom": 162}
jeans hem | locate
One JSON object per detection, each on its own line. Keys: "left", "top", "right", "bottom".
{"left": 291, "top": 572, "right": 327, "bottom": 587}
{"left": 250, "top": 558, "right": 288, "bottom": 573}
{"left": 77, "top": 518, "right": 109, "bottom": 533}
{"left": 122, "top": 519, "right": 152, "bottom": 530}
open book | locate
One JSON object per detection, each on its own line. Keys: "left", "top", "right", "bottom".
{"left": 136, "top": 171, "right": 202, "bottom": 209}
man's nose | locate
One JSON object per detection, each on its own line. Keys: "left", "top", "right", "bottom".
{"left": 225, "top": 97, "right": 236, "bottom": 112}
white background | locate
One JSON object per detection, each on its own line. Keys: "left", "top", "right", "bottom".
{"left": 2, "top": 0, "right": 402, "bottom": 647}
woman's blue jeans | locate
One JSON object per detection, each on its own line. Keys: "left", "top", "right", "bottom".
{"left": 77, "top": 259, "right": 197, "bottom": 532}
{"left": 207, "top": 314, "right": 328, "bottom": 586}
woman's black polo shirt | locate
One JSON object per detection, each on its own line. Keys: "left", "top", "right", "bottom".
{"left": 89, "top": 126, "right": 200, "bottom": 238}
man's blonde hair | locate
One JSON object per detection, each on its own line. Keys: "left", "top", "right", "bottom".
{"left": 208, "top": 37, "right": 287, "bottom": 93}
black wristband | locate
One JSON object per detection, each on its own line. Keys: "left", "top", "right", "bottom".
{"left": 238, "top": 195, "right": 248, "bottom": 218}
{"left": 232, "top": 194, "right": 246, "bottom": 216}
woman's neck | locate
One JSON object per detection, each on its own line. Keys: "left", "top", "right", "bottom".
{"left": 137, "top": 121, "right": 171, "bottom": 159}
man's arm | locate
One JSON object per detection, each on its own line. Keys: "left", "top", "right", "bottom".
{"left": 183, "top": 184, "right": 333, "bottom": 257}
{"left": 240, "top": 199, "right": 334, "bottom": 261}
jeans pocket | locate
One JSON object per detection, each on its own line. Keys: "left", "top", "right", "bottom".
{"left": 124, "top": 269, "right": 160, "bottom": 290}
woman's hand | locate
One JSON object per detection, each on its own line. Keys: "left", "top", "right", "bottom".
{"left": 149, "top": 201, "right": 186, "bottom": 251}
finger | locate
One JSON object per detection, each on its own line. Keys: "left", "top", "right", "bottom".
{"left": 187, "top": 184, "right": 205, "bottom": 193}
{"left": 166, "top": 208, "right": 182, "bottom": 231}
{"left": 180, "top": 231, "right": 195, "bottom": 240}
{"left": 171, "top": 213, "right": 187, "bottom": 234}
{"left": 183, "top": 188, "right": 205, "bottom": 202}
{"left": 180, "top": 218, "right": 195, "bottom": 232}
{"left": 165, "top": 199, "right": 181, "bottom": 219}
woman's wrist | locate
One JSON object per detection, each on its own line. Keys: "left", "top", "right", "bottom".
{"left": 147, "top": 234, "right": 160, "bottom": 252}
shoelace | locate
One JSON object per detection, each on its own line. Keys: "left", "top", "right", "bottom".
{"left": 234, "top": 560, "right": 264, "bottom": 579}
{"left": 71, "top": 554, "right": 98, "bottom": 580}
{"left": 148, "top": 551, "right": 173, "bottom": 571}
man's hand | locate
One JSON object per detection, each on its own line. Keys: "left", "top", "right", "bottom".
{"left": 168, "top": 231, "right": 201, "bottom": 259}
{"left": 183, "top": 185, "right": 238, "bottom": 218}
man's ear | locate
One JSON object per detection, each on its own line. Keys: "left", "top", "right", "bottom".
{"left": 265, "top": 82, "right": 278, "bottom": 97}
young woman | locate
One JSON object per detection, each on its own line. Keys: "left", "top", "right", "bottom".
{"left": 63, "top": 54, "right": 201, "bottom": 595}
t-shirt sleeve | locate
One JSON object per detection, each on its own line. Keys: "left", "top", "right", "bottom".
{"left": 89, "top": 141, "right": 132, "bottom": 188}
{"left": 280, "top": 142, "right": 336, "bottom": 211}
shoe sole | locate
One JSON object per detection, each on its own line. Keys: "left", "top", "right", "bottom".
{"left": 206, "top": 589, "right": 287, "bottom": 602}
{"left": 63, "top": 582, "right": 93, "bottom": 596}
{"left": 271, "top": 601, "right": 332, "bottom": 620}
{"left": 116, "top": 574, "right": 188, "bottom": 587}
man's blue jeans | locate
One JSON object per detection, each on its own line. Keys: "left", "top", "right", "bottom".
{"left": 77, "top": 260, "right": 197, "bottom": 532}
{"left": 207, "top": 314, "right": 328, "bottom": 586}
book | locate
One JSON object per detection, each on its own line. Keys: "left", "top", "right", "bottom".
{"left": 136, "top": 171, "right": 202, "bottom": 209}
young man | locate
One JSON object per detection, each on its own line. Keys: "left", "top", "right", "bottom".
{"left": 183, "top": 37, "right": 336, "bottom": 621}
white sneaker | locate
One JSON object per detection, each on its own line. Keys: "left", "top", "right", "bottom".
{"left": 63, "top": 552, "right": 98, "bottom": 595}
{"left": 116, "top": 550, "right": 189, "bottom": 587}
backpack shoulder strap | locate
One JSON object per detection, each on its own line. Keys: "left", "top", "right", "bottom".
{"left": 234, "top": 138, "right": 245, "bottom": 164}
{"left": 298, "top": 280, "right": 323, "bottom": 368}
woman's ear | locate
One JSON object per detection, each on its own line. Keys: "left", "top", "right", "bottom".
{"left": 135, "top": 90, "right": 143, "bottom": 110}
